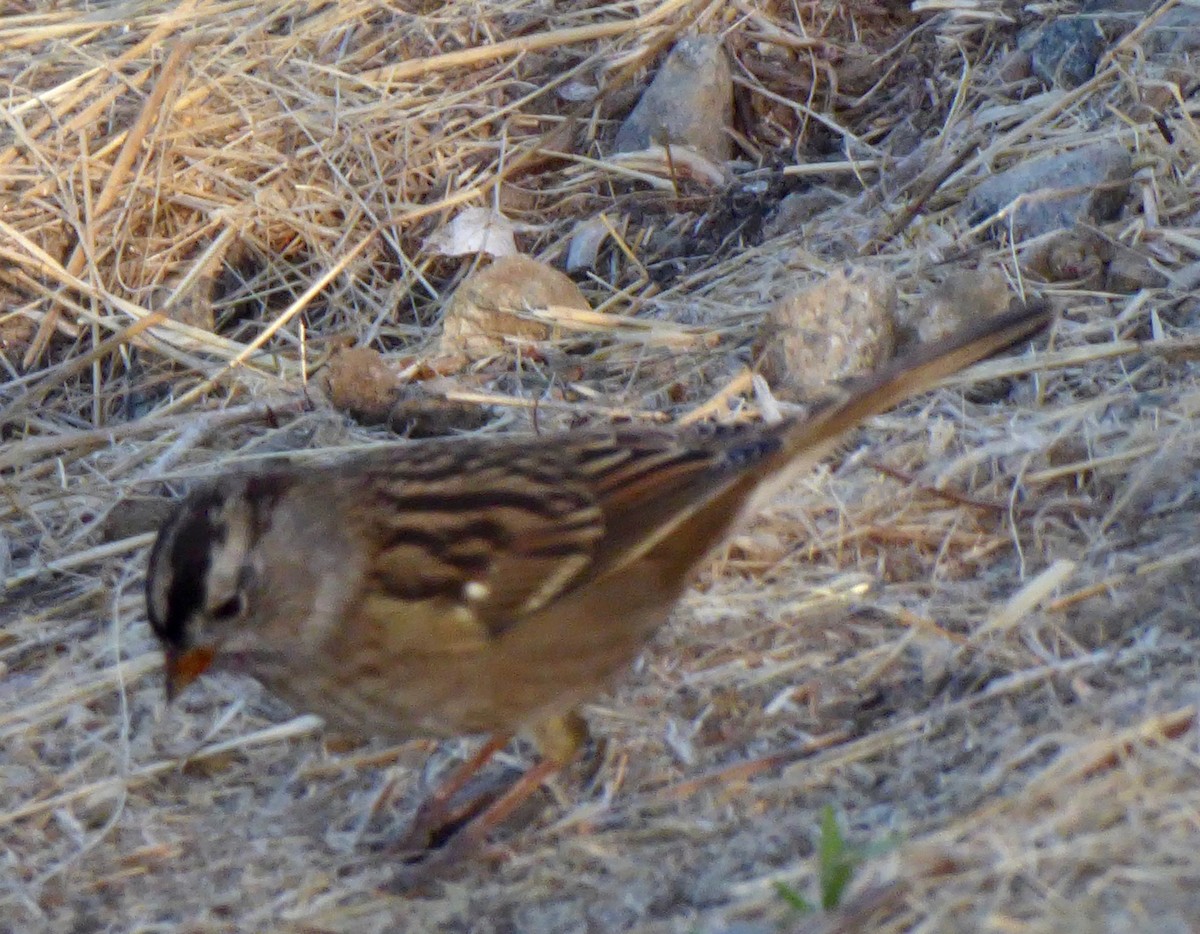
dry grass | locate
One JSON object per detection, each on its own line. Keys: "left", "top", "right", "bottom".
{"left": 3, "top": 1, "right": 1200, "bottom": 932}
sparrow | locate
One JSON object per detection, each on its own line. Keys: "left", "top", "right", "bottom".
{"left": 144, "top": 299, "right": 1051, "bottom": 864}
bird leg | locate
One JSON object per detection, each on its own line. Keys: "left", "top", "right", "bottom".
{"left": 381, "top": 754, "right": 565, "bottom": 894}
{"left": 420, "top": 755, "right": 563, "bottom": 867}
{"left": 430, "top": 711, "right": 589, "bottom": 852}
{"left": 389, "top": 712, "right": 590, "bottom": 886}
{"left": 398, "top": 731, "right": 512, "bottom": 852}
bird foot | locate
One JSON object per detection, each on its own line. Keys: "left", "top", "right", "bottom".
{"left": 381, "top": 757, "right": 562, "bottom": 892}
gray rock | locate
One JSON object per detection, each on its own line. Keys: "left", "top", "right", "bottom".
{"left": 965, "top": 143, "right": 1132, "bottom": 241}
{"left": 1106, "top": 244, "right": 1170, "bottom": 292}
{"left": 614, "top": 35, "right": 733, "bottom": 163}
{"left": 1030, "top": 17, "right": 1105, "bottom": 88}
{"left": 1144, "top": 3, "right": 1200, "bottom": 57}
{"left": 1081, "top": 0, "right": 1156, "bottom": 13}
{"left": 763, "top": 189, "right": 844, "bottom": 240}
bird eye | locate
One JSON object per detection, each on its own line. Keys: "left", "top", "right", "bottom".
{"left": 210, "top": 594, "right": 244, "bottom": 621}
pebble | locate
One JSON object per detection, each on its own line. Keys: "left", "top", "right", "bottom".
{"left": 1023, "top": 227, "right": 1168, "bottom": 293}
{"left": 1143, "top": 3, "right": 1200, "bottom": 57}
{"left": 916, "top": 268, "right": 1014, "bottom": 344}
{"left": 439, "top": 254, "right": 589, "bottom": 359}
{"left": 614, "top": 35, "right": 734, "bottom": 164}
{"left": 964, "top": 142, "right": 1131, "bottom": 241}
{"left": 1029, "top": 17, "right": 1104, "bottom": 88}
{"left": 753, "top": 267, "right": 897, "bottom": 402}
{"left": 319, "top": 345, "right": 405, "bottom": 423}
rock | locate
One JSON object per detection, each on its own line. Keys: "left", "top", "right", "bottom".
{"left": 1023, "top": 228, "right": 1111, "bottom": 289}
{"left": 98, "top": 497, "right": 176, "bottom": 541}
{"left": 319, "top": 345, "right": 405, "bottom": 423}
{"left": 753, "top": 267, "right": 897, "bottom": 401}
{"left": 565, "top": 217, "right": 610, "bottom": 273}
{"left": 1029, "top": 18, "right": 1104, "bottom": 88}
{"left": 386, "top": 384, "right": 492, "bottom": 437}
{"left": 997, "top": 48, "right": 1034, "bottom": 82}
{"left": 1170, "top": 260, "right": 1200, "bottom": 291}
{"left": 439, "top": 255, "right": 590, "bottom": 359}
{"left": 0, "top": 306, "right": 34, "bottom": 357}
{"left": 147, "top": 276, "right": 216, "bottom": 332}
{"left": 1023, "top": 228, "right": 1169, "bottom": 292}
{"left": 1079, "top": 0, "right": 1200, "bottom": 58}
{"left": 965, "top": 143, "right": 1132, "bottom": 241}
{"left": 915, "top": 268, "right": 1014, "bottom": 344}
{"left": 763, "top": 189, "right": 843, "bottom": 240}
{"left": 144, "top": 237, "right": 238, "bottom": 332}
{"left": 1081, "top": 0, "right": 1155, "bottom": 12}
{"left": 1144, "top": 4, "right": 1200, "bottom": 57}
{"left": 614, "top": 35, "right": 733, "bottom": 164}
{"left": 1079, "top": 0, "right": 1156, "bottom": 39}
{"left": 318, "top": 346, "right": 492, "bottom": 435}
{"left": 1105, "top": 244, "right": 1169, "bottom": 292}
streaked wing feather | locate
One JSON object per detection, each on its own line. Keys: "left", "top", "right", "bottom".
{"left": 567, "top": 432, "right": 763, "bottom": 580}
{"left": 359, "top": 455, "right": 606, "bottom": 638}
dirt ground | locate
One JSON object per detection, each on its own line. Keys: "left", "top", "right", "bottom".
{"left": 4, "top": 2, "right": 1200, "bottom": 932}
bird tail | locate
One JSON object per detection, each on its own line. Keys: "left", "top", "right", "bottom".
{"left": 592, "top": 299, "right": 1052, "bottom": 590}
{"left": 758, "top": 298, "right": 1053, "bottom": 498}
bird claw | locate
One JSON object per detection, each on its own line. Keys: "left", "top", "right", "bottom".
{"left": 392, "top": 768, "right": 517, "bottom": 855}
{"left": 380, "top": 757, "right": 560, "bottom": 893}
{"left": 380, "top": 830, "right": 506, "bottom": 895}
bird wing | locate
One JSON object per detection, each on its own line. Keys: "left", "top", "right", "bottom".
{"left": 357, "top": 446, "right": 607, "bottom": 641}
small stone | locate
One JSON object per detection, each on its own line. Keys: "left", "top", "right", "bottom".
{"left": 916, "top": 268, "right": 1014, "bottom": 344}
{"left": 1079, "top": 0, "right": 1157, "bottom": 42}
{"left": 1030, "top": 18, "right": 1105, "bottom": 88}
{"left": 143, "top": 237, "right": 236, "bottom": 332}
{"left": 319, "top": 347, "right": 492, "bottom": 435}
{"left": 1022, "top": 228, "right": 1169, "bottom": 293}
{"left": 565, "top": 217, "right": 610, "bottom": 273}
{"left": 1172, "top": 261, "right": 1200, "bottom": 291}
{"left": 753, "top": 267, "right": 897, "bottom": 402}
{"left": 0, "top": 307, "right": 34, "bottom": 356}
{"left": 319, "top": 345, "right": 404, "bottom": 423}
{"left": 997, "top": 48, "right": 1034, "bottom": 83}
{"left": 386, "top": 384, "right": 492, "bottom": 438}
{"left": 1023, "top": 228, "right": 1111, "bottom": 289}
{"left": 614, "top": 35, "right": 733, "bottom": 164}
{"left": 1081, "top": 0, "right": 1156, "bottom": 13}
{"left": 439, "top": 255, "right": 589, "bottom": 359}
{"left": 98, "top": 498, "right": 176, "bottom": 542}
{"left": 180, "top": 751, "right": 239, "bottom": 778}
{"left": 763, "top": 189, "right": 843, "bottom": 240}
{"left": 1106, "top": 245, "right": 1169, "bottom": 292}
{"left": 1144, "top": 4, "right": 1200, "bottom": 57}
{"left": 146, "top": 279, "right": 216, "bottom": 332}
{"left": 965, "top": 143, "right": 1132, "bottom": 241}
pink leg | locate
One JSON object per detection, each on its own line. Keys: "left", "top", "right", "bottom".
{"left": 420, "top": 758, "right": 561, "bottom": 869}
{"left": 399, "top": 732, "right": 512, "bottom": 850}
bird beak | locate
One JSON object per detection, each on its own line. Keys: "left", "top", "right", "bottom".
{"left": 164, "top": 645, "right": 215, "bottom": 702}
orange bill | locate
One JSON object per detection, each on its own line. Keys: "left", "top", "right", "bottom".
{"left": 165, "top": 645, "right": 215, "bottom": 701}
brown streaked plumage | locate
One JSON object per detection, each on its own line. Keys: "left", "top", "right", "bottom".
{"left": 145, "top": 300, "right": 1052, "bottom": 864}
